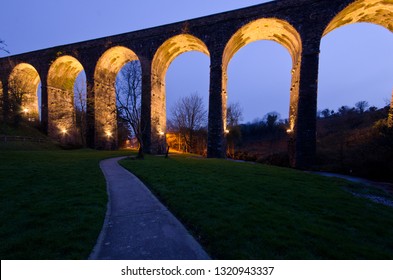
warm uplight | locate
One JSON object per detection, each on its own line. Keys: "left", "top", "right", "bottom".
{"left": 224, "top": 129, "right": 230, "bottom": 134}
{"left": 106, "top": 131, "right": 113, "bottom": 138}
{"left": 286, "top": 129, "right": 293, "bottom": 134}
{"left": 159, "top": 131, "right": 165, "bottom": 136}
{"left": 22, "top": 108, "right": 29, "bottom": 114}
{"left": 223, "top": 18, "right": 302, "bottom": 70}
{"left": 61, "top": 128, "right": 68, "bottom": 135}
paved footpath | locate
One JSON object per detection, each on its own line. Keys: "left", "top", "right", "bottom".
{"left": 89, "top": 157, "right": 210, "bottom": 260}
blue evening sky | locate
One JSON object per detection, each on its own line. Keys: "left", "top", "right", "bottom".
{"left": 1, "top": 0, "right": 392, "bottom": 122}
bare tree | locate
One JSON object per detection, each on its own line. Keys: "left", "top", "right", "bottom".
{"left": 74, "top": 76, "right": 87, "bottom": 146}
{"left": 170, "top": 93, "right": 207, "bottom": 153}
{"left": 0, "top": 39, "right": 9, "bottom": 54}
{"left": 320, "top": 108, "right": 331, "bottom": 118}
{"left": 338, "top": 105, "right": 351, "bottom": 116}
{"left": 226, "top": 102, "right": 243, "bottom": 157}
{"left": 116, "top": 61, "right": 144, "bottom": 158}
{"left": 355, "top": 100, "right": 369, "bottom": 114}
{"left": 1, "top": 39, "right": 9, "bottom": 123}
{"left": 8, "top": 75, "right": 30, "bottom": 126}
{"left": 263, "top": 112, "right": 280, "bottom": 131}
{"left": 227, "top": 102, "right": 243, "bottom": 128}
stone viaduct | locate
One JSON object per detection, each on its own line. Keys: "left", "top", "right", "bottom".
{"left": 0, "top": 0, "right": 392, "bottom": 168}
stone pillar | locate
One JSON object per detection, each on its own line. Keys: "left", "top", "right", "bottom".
{"left": 292, "top": 50, "right": 320, "bottom": 169}
{"left": 40, "top": 79, "right": 49, "bottom": 135}
{"left": 140, "top": 57, "right": 153, "bottom": 154}
{"left": 93, "top": 81, "right": 118, "bottom": 150}
{"left": 207, "top": 53, "right": 226, "bottom": 158}
{"left": 85, "top": 73, "right": 95, "bottom": 149}
{"left": 288, "top": 61, "right": 301, "bottom": 167}
{"left": 1, "top": 77, "right": 9, "bottom": 123}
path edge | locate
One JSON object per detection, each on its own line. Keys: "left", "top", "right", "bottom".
{"left": 88, "top": 156, "right": 127, "bottom": 260}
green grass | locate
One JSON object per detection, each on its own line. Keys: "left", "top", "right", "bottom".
{"left": 1, "top": 122, "right": 49, "bottom": 138}
{"left": 0, "top": 149, "right": 128, "bottom": 259}
{"left": 0, "top": 141, "right": 59, "bottom": 151}
{"left": 0, "top": 122, "right": 59, "bottom": 151}
{"left": 120, "top": 154, "right": 393, "bottom": 259}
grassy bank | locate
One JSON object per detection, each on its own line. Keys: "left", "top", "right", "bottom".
{"left": 120, "top": 154, "right": 393, "bottom": 259}
{"left": 0, "top": 149, "right": 127, "bottom": 259}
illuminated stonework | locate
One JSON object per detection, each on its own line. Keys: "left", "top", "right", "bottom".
{"left": 324, "top": 0, "right": 393, "bottom": 35}
{"left": 94, "top": 46, "right": 139, "bottom": 149}
{"left": 8, "top": 63, "right": 40, "bottom": 122}
{"left": 223, "top": 18, "right": 302, "bottom": 131}
{"left": 151, "top": 34, "right": 209, "bottom": 151}
{"left": 47, "top": 56, "right": 83, "bottom": 142}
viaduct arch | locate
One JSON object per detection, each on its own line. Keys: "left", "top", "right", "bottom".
{"left": 47, "top": 55, "right": 84, "bottom": 143}
{"left": 0, "top": 0, "right": 392, "bottom": 169}
{"left": 94, "top": 46, "right": 140, "bottom": 149}
{"left": 8, "top": 63, "right": 41, "bottom": 124}
{"left": 223, "top": 18, "right": 302, "bottom": 164}
{"left": 151, "top": 34, "right": 210, "bottom": 152}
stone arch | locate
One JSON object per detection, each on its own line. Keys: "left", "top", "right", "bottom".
{"left": 47, "top": 55, "right": 84, "bottom": 142}
{"left": 323, "top": 0, "right": 393, "bottom": 126}
{"left": 223, "top": 18, "right": 302, "bottom": 132}
{"left": 8, "top": 63, "right": 41, "bottom": 123}
{"left": 324, "top": 0, "right": 393, "bottom": 36}
{"left": 151, "top": 34, "right": 210, "bottom": 149}
{"left": 94, "top": 46, "right": 139, "bottom": 149}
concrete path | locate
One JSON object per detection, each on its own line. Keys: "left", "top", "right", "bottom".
{"left": 89, "top": 157, "right": 210, "bottom": 260}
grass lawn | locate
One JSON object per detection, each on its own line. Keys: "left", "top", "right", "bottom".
{"left": 0, "top": 148, "right": 128, "bottom": 259}
{"left": 120, "top": 154, "right": 393, "bottom": 259}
